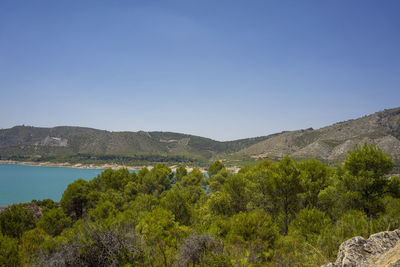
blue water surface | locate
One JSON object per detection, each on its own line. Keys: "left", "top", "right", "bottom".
{"left": 0, "top": 164, "right": 104, "bottom": 206}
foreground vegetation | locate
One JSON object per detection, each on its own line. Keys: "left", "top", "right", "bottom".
{"left": 1, "top": 144, "right": 400, "bottom": 266}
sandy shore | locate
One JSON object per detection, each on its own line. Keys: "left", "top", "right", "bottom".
{"left": 0, "top": 160, "right": 150, "bottom": 171}
{"left": 0, "top": 160, "right": 210, "bottom": 172}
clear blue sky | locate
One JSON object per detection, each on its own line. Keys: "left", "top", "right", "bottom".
{"left": 1, "top": 0, "right": 399, "bottom": 141}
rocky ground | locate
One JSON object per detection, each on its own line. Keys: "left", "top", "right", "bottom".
{"left": 323, "top": 229, "right": 400, "bottom": 267}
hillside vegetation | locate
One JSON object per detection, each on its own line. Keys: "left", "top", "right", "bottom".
{"left": 0, "top": 126, "right": 268, "bottom": 166}
{"left": 1, "top": 144, "right": 400, "bottom": 266}
{"left": 234, "top": 107, "right": 400, "bottom": 164}
{"left": 0, "top": 107, "right": 399, "bottom": 167}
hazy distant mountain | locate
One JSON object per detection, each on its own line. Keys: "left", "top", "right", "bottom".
{"left": 1, "top": 107, "right": 399, "bottom": 166}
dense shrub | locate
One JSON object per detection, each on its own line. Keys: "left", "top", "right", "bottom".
{"left": 4, "top": 144, "right": 399, "bottom": 266}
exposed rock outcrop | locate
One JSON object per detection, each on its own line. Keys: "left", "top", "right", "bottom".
{"left": 236, "top": 107, "right": 400, "bottom": 163}
{"left": 322, "top": 230, "right": 400, "bottom": 267}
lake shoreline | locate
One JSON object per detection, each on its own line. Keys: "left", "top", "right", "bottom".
{"left": 0, "top": 160, "right": 150, "bottom": 171}
{"left": 0, "top": 163, "right": 107, "bottom": 207}
{"left": 0, "top": 160, "right": 210, "bottom": 172}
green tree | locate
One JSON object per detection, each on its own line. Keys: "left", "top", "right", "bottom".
{"left": 344, "top": 143, "right": 393, "bottom": 177}
{"left": 341, "top": 143, "right": 393, "bottom": 216}
{"left": 88, "top": 200, "right": 116, "bottom": 221}
{"left": 243, "top": 160, "right": 276, "bottom": 212}
{"left": 208, "top": 191, "right": 234, "bottom": 216}
{"left": 181, "top": 168, "right": 203, "bottom": 187}
{"left": 289, "top": 207, "right": 331, "bottom": 243}
{"left": 387, "top": 176, "right": 400, "bottom": 198}
{"left": 175, "top": 166, "right": 188, "bottom": 182}
{"left": 179, "top": 168, "right": 206, "bottom": 204}
{"left": 207, "top": 168, "right": 232, "bottom": 193}
{"left": 268, "top": 156, "right": 302, "bottom": 235}
{"left": 223, "top": 174, "right": 252, "bottom": 213}
{"left": 98, "top": 168, "right": 131, "bottom": 191}
{"left": 123, "top": 193, "right": 159, "bottom": 216}
{"left": 0, "top": 232, "right": 19, "bottom": 267}
{"left": 379, "top": 196, "right": 400, "bottom": 230}
{"left": 98, "top": 189, "right": 125, "bottom": 210}
{"left": 19, "top": 228, "right": 52, "bottom": 266}
{"left": 228, "top": 210, "right": 278, "bottom": 246}
{"left": 0, "top": 204, "right": 36, "bottom": 238}
{"left": 60, "top": 179, "right": 89, "bottom": 219}
{"left": 136, "top": 207, "right": 188, "bottom": 266}
{"left": 317, "top": 184, "right": 342, "bottom": 219}
{"left": 298, "top": 158, "right": 332, "bottom": 208}
{"left": 161, "top": 185, "right": 192, "bottom": 225}
{"left": 123, "top": 181, "right": 138, "bottom": 201}
{"left": 37, "top": 208, "right": 72, "bottom": 236}
{"left": 208, "top": 160, "right": 225, "bottom": 177}
{"left": 319, "top": 210, "right": 369, "bottom": 259}
{"left": 227, "top": 210, "right": 278, "bottom": 264}
{"left": 137, "top": 164, "right": 173, "bottom": 196}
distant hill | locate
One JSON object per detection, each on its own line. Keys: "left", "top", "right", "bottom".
{"left": 0, "top": 125, "right": 268, "bottom": 166}
{"left": 1, "top": 107, "right": 399, "bottom": 167}
{"left": 233, "top": 107, "right": 400, "bottom": 164}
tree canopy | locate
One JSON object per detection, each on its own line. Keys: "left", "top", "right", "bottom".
{"left": 2, "top": 144, "right": 399, "bottom": 266}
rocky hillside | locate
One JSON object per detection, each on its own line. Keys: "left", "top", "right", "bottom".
{"left": 234, "top": 107, "right": 400, "bottom": 164}
{"left": 323, "top": 229, "right": 400, "bottom": 267}
{"left": 0, "top": 125, "right": 267, "bottom": 164}
{"left": 1, "top": 107, "right": 399, "bottom": 166}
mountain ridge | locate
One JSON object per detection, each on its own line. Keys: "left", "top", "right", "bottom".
{"left": 234, "top": 107, "right": 400, "bottom": 164}
{"left": 1, "top": 107, "right": 399, "bottom": 167}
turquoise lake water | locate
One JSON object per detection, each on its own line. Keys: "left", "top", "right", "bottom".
{"left": 0, "top": 164, "right": 105, "bottom": 206}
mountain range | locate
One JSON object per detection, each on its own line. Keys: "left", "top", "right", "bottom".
{"left": 1, "top": 107, "right": 399, "bottom": 167}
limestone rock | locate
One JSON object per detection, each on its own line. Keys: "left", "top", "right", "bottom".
{"left": 322, "top": 230, "right": 400, "bottom": 267}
